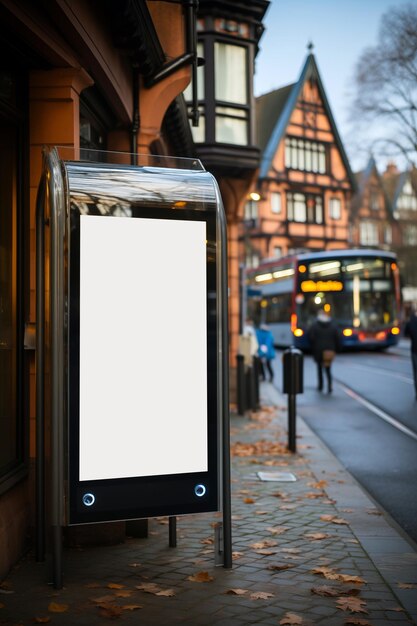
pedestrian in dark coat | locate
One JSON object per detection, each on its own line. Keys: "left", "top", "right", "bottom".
{"left": 309, "top": 309, "right": 340, "bottom": 393}
{"left": 404, "top": 306, "right": 417, "bottom": 400}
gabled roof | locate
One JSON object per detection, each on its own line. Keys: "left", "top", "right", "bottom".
{"left": 352, "top": 156, "right": 391, "bottom": 216}
{"left": 257, "top": 52, "right": 355, "bottom": 188}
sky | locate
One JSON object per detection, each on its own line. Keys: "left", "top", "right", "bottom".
{"left": 254, "top": 0, "right": 415, "bottom": 172}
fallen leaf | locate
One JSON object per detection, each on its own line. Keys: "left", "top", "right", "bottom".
{"left": 187, "top": 571, "right": 214, "bottom": 583}
{"left": 250, "top": 591, "right": 274, "bottom": 599}
{"left": 397, "top": 582, "right": 417, "bottom": 589}
{"left": 320, "top": 514, "right": 348, "bottom": 525}
{"left": 304, "top": 533, "right": 329, "bottom": 541}
{"left": 266, "top": 526, "right": 288, "bottom": 535}
{"left": 98, "top": 604, "right": 123, "bottom": 619}
{"left": 311, "top": 585, "right": 360, "bottom": 597}
{"left": 366, "top": 509, "right": 382, "bottom": 516}
{"left": 267, "top": 564, "right": 295, "bottom": 572}
{"left": 84, "top": 582, "right": 101, "bottom": 588}
{"left": 250, "top": 539, "right": 277, "bottom": 549}
{"left": 200, "top": 537, "right": 214, "bottom": 545}
{"left": 48, "top": 602, "right": 69, "bottom": 613}
{"left": 107, "top": 583, "right": 124, "bottom": 590}
{"left": 128, "top": 563, "right": 141, "bottom": 568}
{"left": 121, "top": 604, "right": 143, "bottom": 611}
{"left": 308, "top": 480, "right": 328, "bottom": 489}
{"left": 255, "top": 510, "right": 269, "bottom": 515}
{"left": 225, "top": 588, "right": 248, "bottom": 595}
{"left": 113, "top": 590, "right": 132, "bottom": 598}
{"left": 90, "top": 595, "right": 115, "bottom": 604}
{"left": 232, "top": 551, "right": 244, "bottom": 560}
{"left": 243, "top": 497, "right": 255, "bottom": 504}
{"left": 34, "top": 618, "right": 51, "bottom": 624}
{"left": 336, "top": 597, "right": 368, "bottom": 613}
{"left": 156, "top": 589, "right": 175, "bottom": 597}
{"left": 338, "top": 574, "right": 366, "bottom": 584}
{"left": 279, "top": 612, "right": 303, "bottom": 624}
{"left": 312, "top": 568, "right": 365, "bottom": 584}
{"left": 303, "top": 492, "right": 325, "bottom": 499}
{"left": 255, "top": 549, "right": 277, "bottom": 555}
{"left": 344, "top": 619, "right": 372, "bottom": 625}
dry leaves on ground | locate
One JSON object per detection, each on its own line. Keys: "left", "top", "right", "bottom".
{"left": 107, "top": 583, "right": 125, "bottom": 590}
{"left": 308, "top": 480, "right": 328, "bottom": 489}
{"left": 250, "top": 591, "right": 274, "bottom": 600}
{"left": 231, "top": 440, "right": 289, "bottom": 457}
{"left": 225, "top": 588, "right": 248, "bottom": 595}
{"left": 135, "top": 582, "right": 176, "bottom": 595}
{"left": 34, "top": 618, "right": 51, "bottom": 624}
{"left": 250, "top": 539, "right": 278, "bottom": 550}
{"left": 312, "top": 567, "right": 365, "bottom": 585}
{"left": 279, "top": 612, "right": 303, "bottom": 624}
{"left": 311, "top": 585, "right": 360, "bottom": 597}
{"left": 320, "top": 514, "right": 349, "bottom": 525}
{"left": 336, "top": 597, "right": 368, "bottom": 613}
{"left": 304, "top": 532, "right": 330, "bottom": 541}
{"left": 344, "top": 619, "right": 372, "bottom": 626}
{"left": 267, "top": 564, "right": 295, "bottom": 572}
{"left": 266, "top": 526, "right": 289, "bottom": 535}
{"left": 397, "top": 582, "right": 417, "bottom": 589}
{"left": 48, "top": 602, "right": 69, "bottom": 613}
{"left": 187, "top": 571, "right": 214, "bottom": 583}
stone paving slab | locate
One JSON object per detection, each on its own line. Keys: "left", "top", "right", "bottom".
{"left": 1, "top": 382, "right": 416, "bottom": 625}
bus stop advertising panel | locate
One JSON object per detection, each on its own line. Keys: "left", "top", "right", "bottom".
{"left": 36, "top": 148, "right": 229, "bottom": 532}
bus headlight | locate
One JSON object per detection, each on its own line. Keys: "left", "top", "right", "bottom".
{"left": 391, "top": 326, "right": 400, "bottom": 335}
{"left": 293, "top": 328, "right": 304, "bottom": 337}
{"left": 343, "top": 328, "right": 353, "bottom": 337}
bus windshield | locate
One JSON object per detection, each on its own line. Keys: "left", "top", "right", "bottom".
{"left": 297, "top": 256, "right": 398, "bottom": 330}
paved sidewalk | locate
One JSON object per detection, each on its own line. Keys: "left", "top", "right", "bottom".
{"left": 1, "top": 382, "right": 417, "bottom": 625}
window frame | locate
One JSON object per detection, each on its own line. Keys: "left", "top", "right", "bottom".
{"left": 285, "top": 136, "right": 327, "bottom": 174}
{"left": 286, "top": 191, "right": 324, "bottom": 224}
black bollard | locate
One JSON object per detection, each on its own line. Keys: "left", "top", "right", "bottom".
{"left": 282, "top": 346, "right": 304, "bottom": 453}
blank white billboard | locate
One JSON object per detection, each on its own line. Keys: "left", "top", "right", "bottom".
{"left": 78, "top": 215, "right": 208, "bottom": 481}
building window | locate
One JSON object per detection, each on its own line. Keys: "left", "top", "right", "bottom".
{"left": 329, "top": 197, "right": 341, "bottom": 220}
{"left": 0, "top": 70, "right": 27, "bottom": 490}
{"left": 359, "top": 221, "right": 378, "bottom": 245}
{"left": 287, "top": 192, "right": 323, "bottom": 224}
{"left": 285, "top": 137, "right": 326, "bottom": 173}
{"left": 214, "top": 42, "right": 248, "bottom": 144}
{"left": 271, "top": 192, "right": 281, "bottom": 214}
{"left": 370, "top": 191, "right": 380, "bottom": 210}
{"left": 245, "top": 252, "right": 259, "bottom": 268}
{"left": 273, "top": 246, "right": 282, "bottom": 258}
{"left": 384, "top": 225, "right": 392, "bottom": 245}
{"left": 397, "top": 180, "right": 417, "bottom": 210}
{"left": 404, "top": 224, "right": 417, "bottom": 245}
{"left": 244, "top": 200, "right": 258, "bottom": 221}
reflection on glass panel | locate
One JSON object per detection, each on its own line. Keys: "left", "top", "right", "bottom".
{"left": 215, "top": 115, "right": 247, "bottom": 145}
{"left": 214, "top": 42, "right": 247, "bottom": 104}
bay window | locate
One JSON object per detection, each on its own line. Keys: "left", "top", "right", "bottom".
{"left": 214, "top": 42, "right": 248, "bottom": 144}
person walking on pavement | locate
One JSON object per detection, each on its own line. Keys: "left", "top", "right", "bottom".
{"left": 404, "top": 304, "right": 417, "bottom": 399}
{"left": 256, "top": 323, "right": 276, "bottom": 382}
{"left": 309, "top": 308, "right": 340, "bottom": 393}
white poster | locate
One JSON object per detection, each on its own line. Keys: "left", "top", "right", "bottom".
{"left": 78, "top": 215, "right": 208, "bottom": 481}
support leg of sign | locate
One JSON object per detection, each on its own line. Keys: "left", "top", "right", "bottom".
{"left": 219, "top": 207, "right": 232, "bottom": 569}
{"left": 168, "top": 516, "right": 177, "bottom": 548}
{"left": 214, "top": 522, "right": 224, "bottom": 565}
